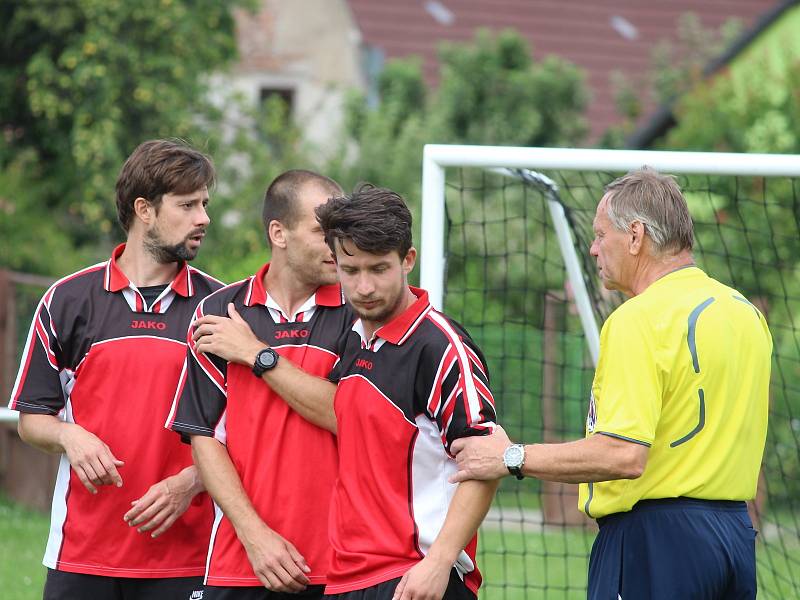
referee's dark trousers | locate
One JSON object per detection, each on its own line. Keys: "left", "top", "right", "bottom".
{"left": 587, "top": 498, "right": 757, "bottom": 600}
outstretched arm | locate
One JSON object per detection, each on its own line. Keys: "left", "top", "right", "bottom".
{"left": 192, "top": 303, "right": 337, "bottom": 433}
{"left": 450, "top": 425, "right": 648, "bottom": 484}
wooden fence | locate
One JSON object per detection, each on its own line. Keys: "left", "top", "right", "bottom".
{"left": 0, "top": 269, "right": 57, "bottom": 511}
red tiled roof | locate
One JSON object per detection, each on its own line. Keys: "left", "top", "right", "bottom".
{"left": 346, "top": 0, "right": 777, "bottom": 143}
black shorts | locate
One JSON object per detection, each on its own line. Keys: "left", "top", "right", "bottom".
{"left": 588, "top": 498, "right": 757, "bottom": 600}
{"left": 202, "top": 584, "right": 325, "bottom": 600}
{"left": 325, "top": 569, "right": 475, "bottom": 600}
{"left": 43, "top": 569, "right": 204, "bottom": 600}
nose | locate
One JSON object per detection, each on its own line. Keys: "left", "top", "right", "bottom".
{"left": 197, "top": 205, "right": 211, "bottom": 227}
{"left": 355, "top": 273, "right": 375, "bottom": 297}
{"left": 589, "top": 238, "right": 599, "bottom": 257}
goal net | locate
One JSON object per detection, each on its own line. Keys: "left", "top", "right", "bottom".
{"left": 420, "top": 145, "right": 800, "bottom": 599}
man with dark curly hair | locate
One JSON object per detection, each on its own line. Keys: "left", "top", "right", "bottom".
{"left": 316, "top": 184, "right": 500, "bottom": 600}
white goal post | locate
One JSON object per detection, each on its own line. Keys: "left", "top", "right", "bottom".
{"left": 419, "top": 144, "right": 800, "bottom": 366}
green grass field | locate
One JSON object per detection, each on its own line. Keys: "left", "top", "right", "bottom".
{"left": 479, "top": 527, "right": 594, "bottom": 599}
{"left": 0, "top": 495, "right": 48, "bottom": 599}
{"left": 2, "top": 495, "right": 798, "bottom": 599}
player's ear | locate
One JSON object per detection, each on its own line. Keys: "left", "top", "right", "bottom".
{"left": 402, "top": 247, "right": 417, "bottom": 274}
{"left": 133, "top": 197, "right": 154, "bottom": 226}
{"left": 269, "top": 219, "right": 288, "bottom": 249}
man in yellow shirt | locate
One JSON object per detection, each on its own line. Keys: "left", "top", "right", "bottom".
{"left": 451, "top": 167, "right": 772, "bottom": 600}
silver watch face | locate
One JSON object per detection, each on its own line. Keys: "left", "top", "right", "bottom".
{"left": 257, "top": 349, "right": 277, "bottom": 368}
{"left": 503, "top": 444, "right": 524, "bottom": 468}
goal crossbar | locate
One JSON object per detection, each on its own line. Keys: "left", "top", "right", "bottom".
{"left": 420, "top": 144, "right": 800, "bottom": 365}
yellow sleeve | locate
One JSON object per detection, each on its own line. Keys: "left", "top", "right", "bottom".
{"left": 591, "top": 309, "right": 662, "bottom": 446}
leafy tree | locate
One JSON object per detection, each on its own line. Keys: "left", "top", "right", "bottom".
{"left": 326, "top": 29, "right": 590, "bottom": 336}
{"left": 602, "top": 13, "right": 743, "bottom": 147}
{"left": 330, "top": 28, "right": 588, "bottom": 239}
{"left": 436, "top": 30, "right": 587, "bottom": 147}
{"left": 334, "top": 29, "right": 587, "bottom": 186}
{"left": 194, "top": 96, "right": 311, "bottom": 284}
{"left": 328, "top": 31, "right": 591, "bottom": 460}
{"left": 0, "top": 149, "right": 85, "bottom": 275}
{"left": 654, "top": 24, "right": 800, "bottom": 309}
{"left": 0, "top": 0, "right": 253, "bottom": 274}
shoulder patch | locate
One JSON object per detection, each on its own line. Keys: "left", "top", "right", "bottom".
{"left": 586, "top": 390, "right": 597, "bottom": 434}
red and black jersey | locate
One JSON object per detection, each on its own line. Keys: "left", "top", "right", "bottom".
{"left": 324, "top": 287, "right": 497, "bottom": 595}
{"left": 8, "top": 243, "right": 222, "bottom": 578}
{"left": 167, "top": 262, "right": 354, "bottom": 587}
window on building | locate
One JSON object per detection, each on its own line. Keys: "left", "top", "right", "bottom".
{"left": 259, "top": 88, "right": 295, "bottom": 116}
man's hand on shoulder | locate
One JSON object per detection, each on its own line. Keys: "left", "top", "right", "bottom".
{"left": 123, "top": 465, "right": 203, "bottom": 538}
{"left": 59, "top": 422, "right": 125, "bottom": 494}
{"left": 450, "top": 425, "right": 511, "bottom": 483}
{"left": 392, "top": 555, "right": 451, "bottom": 600}
{"left": 193, "top": 303, "right": 265, "bottom": 366}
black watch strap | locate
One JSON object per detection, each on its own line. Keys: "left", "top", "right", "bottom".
{"left": 252, "top": 347, "right": 279, "bottom": 377}
{"left": 508, "top": 465, "right": 524, "bottom": 480}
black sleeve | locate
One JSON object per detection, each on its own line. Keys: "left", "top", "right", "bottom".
{"left": 9, "top": 296, "right": 67, "bottom": 415}
{"left": 327, "top": 325, "right": 355, "bottom": 384}
{"left": 416, "top": 321, "right": 497, "bottom": 452}
{"left": 167, "top": 296, "right": 229, "bottom": 442}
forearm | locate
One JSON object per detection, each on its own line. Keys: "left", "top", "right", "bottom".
{"left": 522, "top": 434, "right": 647, "bottom": 483}
{"left": 427, "top": 479, "right": 499, "bottom": 565}
{"left": 192, "top": 308, "right": 338, "bottom": 432}
{"left": 237, "top": 341, "right": 336, "bottom": 433}
{"left": 191, "top": 436, "right": 271, "bottom": 541}
{"left": 18, "top": 413, "right": 73, "bottom": 454}
{"left": 172, "top": 464, "right": 205, "bottom": 496}
{"left": 19, "top": 412, "right": 125, "bottom": 491}
{"left": 260, "top": 359, "right": 337, "bottom": 433}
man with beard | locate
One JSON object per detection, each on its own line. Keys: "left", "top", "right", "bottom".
{"left": 168, "top": 170, "right": 353, "bottom": 599}
{"left": 315, "top": 185, "right": 499, "bottom": 600}
{"left": 9, "top": 139, "right": 222, "bottom": 599}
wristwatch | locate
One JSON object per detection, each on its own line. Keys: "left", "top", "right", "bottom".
{"left": 503, "top": 444, "right": 526, "bottom": 480}
{"left": 252, "top": 347, "right": 279, "bottom": 377}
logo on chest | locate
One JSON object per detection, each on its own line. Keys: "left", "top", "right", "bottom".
{"left": 130, "top": 319, "right": 167, "bottom": 331}
{"left": 355, "top": 358, "right": 373, "bottom": 370}
{"left": 275, "top": 329, "right": 309, "bottom": 340}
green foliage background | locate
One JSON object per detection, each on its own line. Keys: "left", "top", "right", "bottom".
{"left": 1, "top": 9, "right": 588, "bottom": 283}
{"left": 2, "top": 3, "right": 800, "bottom": 597}
{"left": 0, "top": 0, "right": 256, "bottom": 275}
{"left": 2, "top": 0, "right": 798, "bottom": 502}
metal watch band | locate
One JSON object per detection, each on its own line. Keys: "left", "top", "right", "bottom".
{"left": 504, "top": 443, "right": 526, "bottom": 480}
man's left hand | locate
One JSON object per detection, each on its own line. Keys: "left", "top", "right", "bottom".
{"left": 193, "top": 303, "right": 264, "bottom": 366}
{"left": 124, "top": 466, "right": 202, "bottom": 538}
{"left": 450, "top": 426, "right": 512, "bottom": 483}
{"left": 392, "top": 556, "right": 451, "bottom": 600}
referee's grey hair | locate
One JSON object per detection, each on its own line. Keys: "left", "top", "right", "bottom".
{"left": 604, "top": 166, "right": 694, "bottom": 255}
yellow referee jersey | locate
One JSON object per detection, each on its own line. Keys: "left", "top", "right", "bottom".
{"left": 578, "top": 266, "right": 772, "bottom": 519}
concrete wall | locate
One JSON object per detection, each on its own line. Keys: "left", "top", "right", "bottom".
{"left": 213, "top": 0, "right": 367, "bottom": 156}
